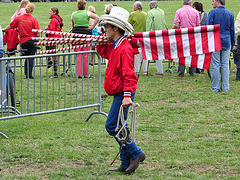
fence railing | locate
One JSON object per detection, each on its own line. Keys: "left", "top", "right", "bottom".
{"left": 0, "top": 51, "right": 108, "bottom": 122}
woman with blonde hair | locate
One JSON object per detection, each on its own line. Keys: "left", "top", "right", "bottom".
{"left": 88, "top": 5, "right": 99, "bottom": 66}
{"left": 11, "top": 0, "right": 30, "bottom": 22}
{"left": 3, "top": 3, "right": 40, "bottom": 79}
{"left": 71, "top": 0, "right": 99, "bottom": 78}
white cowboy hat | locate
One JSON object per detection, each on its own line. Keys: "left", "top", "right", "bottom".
{"left": 100, "top": 7, "right": 134, "bottom": 35}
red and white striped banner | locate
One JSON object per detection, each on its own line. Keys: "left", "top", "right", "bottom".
{"left": 37, "top": 43, "right": 103, "bottom": 54}
{"left": 32, "top": 37, "right": 108, "bottom": 43}
{"left": 35, "top": 40, "right": 84, "bottom": 46}
{"left": 133, "top": 25, "right": 221, "bottom": 69}
{"left": 32, "top": 29, "right": 107, "bottom": 40}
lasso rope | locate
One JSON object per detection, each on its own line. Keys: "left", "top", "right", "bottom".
{"left": 110, "top": 102, "right": 140, "bottom": 165}
{"left": 115, "top": 102, "right": 140, "bottom": 144}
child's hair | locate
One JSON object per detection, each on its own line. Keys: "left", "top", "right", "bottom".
{"left": 25, "top": 3, "right": 35, "bottom": 14}
{"left": 104, "top": 4, "right": 118, "bottom": 15}
{"left": 17, "top": 0, "right": 30, "bottom": 12}
{"left": 104, "top": 4, "right": 113, "bottom": 14}
{"left": 192, "top": 2, "right": 204, "bottom": 12}
{"left": 51, "top": 7, "right": 64, "bottom": 29}
{"left": 88, "top": 6, "right": 96, "bottom": 14}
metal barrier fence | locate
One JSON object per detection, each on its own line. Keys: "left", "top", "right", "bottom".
{"left": 0, "top": 51, "right": 108, "bottom": 122}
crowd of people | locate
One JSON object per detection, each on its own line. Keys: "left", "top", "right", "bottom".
{"left": 2, "top": 0, "right": 239, "bottom": 91}
{"left": 1, "top": 0, "right": 240, "bottom": 174}
{"left": 128, "top": 0, "right": 237, "bottom": 94}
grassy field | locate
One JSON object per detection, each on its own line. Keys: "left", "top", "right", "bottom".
{"left": 1, "top": 1, "right": 240, "bottom": 179}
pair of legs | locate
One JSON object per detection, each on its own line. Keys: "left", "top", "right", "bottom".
{"left": 47, "top": 45, "right": 58, "bottom": 76}
{"left": 134, "top": 51, "right": 148, "bottom": 74}
{"left": 177, "top": 64, "right": 196, "bottom": 77}
{"left": 234, "top": 36, "right": 240, "bottom": 80}
{"left": 105, "top": 92, "right": 144, "bottom": 169}
{"left": 211, "top": 49, "right": 230, "bottom": 92}
{"left": 155, "top": 60, "right": 164, "bottom": 75}
{"left": 74, "top": 45, "right": 91, "bottom": 77}
{"left": 21, "top": 40, "right": 37, "bottom": 78}
{"left": 46, "top": 46, "right": 58, "bottom": 77}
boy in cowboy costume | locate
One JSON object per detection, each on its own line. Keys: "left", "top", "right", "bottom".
{"left": 96, "top": 7, "right": 145, "bottom": 174}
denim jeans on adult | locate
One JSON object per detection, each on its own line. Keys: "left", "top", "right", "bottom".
{"left": 105, "top": 91, "right": 143, "bottom": 169}
{"left": 211, "top": 49, "right": 230, "bottom": 92}
{"left": 21, "top": 40, "right": 37, "bottom": 77}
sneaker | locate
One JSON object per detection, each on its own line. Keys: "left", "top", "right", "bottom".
{"left": 50, "top": 74, "right": 58, "bottom": 78}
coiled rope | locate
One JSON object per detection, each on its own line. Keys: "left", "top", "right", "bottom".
{"left": 110, "top": 102, "right": 140, "bottom": 165}
{"left": 115, "top": 102, "right": 140, "bottom": 144}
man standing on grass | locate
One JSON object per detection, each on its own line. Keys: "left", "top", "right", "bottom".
{"left": 97, "top": 7, "right": 145, "bottom": 174}
{"left": 232, "top": 11, "right": 240, "bottom": 81}
{"left": 128, "top": 1, "right": 148, "bottom": 75}
{"left": 146, "top": 1, "right": 167, "bottom": 76}
{"left": 173, "top": 0, "right": 200, "bottom": 78}
{"left": 207, "top": 0, "right": 235, "bottom": 92}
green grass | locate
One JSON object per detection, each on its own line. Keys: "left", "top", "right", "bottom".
{"left": 1, "top": 1, "right": 240, "bottom": 179}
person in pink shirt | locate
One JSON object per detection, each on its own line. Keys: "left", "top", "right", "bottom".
{"left": 11, "top": 0, "right": 30, "bottom": 22}
{"left": 173, "top": 0, "right": 200, "bottom": 77}
{"left": 4, "top": 3, "right": 40, "bottom": 79}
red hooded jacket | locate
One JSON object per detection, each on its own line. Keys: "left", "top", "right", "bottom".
{"left": 46, "top": 14, "right": 62, "bottom": 38}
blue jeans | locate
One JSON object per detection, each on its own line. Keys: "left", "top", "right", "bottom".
{"left": 105, "top": 91, "right": 143, "bottom": 169}
{"left": 211, "top": 49, "right": 230, "bottom": 92}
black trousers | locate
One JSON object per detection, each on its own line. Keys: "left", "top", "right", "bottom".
{"left": 21, "top": 40, "right": 37, "bottom": 77}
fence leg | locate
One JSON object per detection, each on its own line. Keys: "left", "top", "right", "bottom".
{"left": 0, "top": 132, "right": 8, "bottom": 138}
{"left": 85, "top": 111, "right": 108, "bottom": 122}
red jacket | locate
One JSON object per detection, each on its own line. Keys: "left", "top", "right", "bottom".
{"left": 46, "top": 15, "right": 62, "bottom": 38}
{"left": 3, "top": 29, "right": 19, "bottom": 51}
{"left": 97, "top": 36, "right": 138, "bottom": 96}
{"left": 10, "top": 14, "right": 40, "bottom": 44}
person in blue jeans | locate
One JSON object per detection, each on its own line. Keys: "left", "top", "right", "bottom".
{"left": 97, "top": 7, "right": 145, "bottom": 174}
{"left": 233, "top": 11, "right": 240, "bottom": 81}
{"left": 207, "top": 0, "right": 235, "bottom": 92}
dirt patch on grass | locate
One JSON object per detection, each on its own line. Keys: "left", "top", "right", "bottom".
{"left": 142, "top": 98, "right": 198, "bottom": 108}
{"left": 142, "top": 162, "right": 164, "bottom": 170}
{"left": 1, "top": 159, "right": 86, "bottom": 175}
{"left": 185, "top": 164, "right": 240, "bottom": 175}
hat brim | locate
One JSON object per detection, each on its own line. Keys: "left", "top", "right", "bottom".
{"left": 100, "top": 15, "right": 133, "bottom": 34}
{"left": 100, "top": 19, "right": 132, "bottom": 34}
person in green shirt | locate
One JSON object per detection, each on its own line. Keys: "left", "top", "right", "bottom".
{"left": 128, "top": 1, "right": 148, "bottom": 75}
{"left": 71, "top": 0, "right": 99, "bottom": 78}
{"left": 146, "top": 1, "right": 167, "bottom": 76}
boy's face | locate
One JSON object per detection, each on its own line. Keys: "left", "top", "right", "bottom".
{"left": 105, "top": 23, "right": 116, "bottom": 42}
